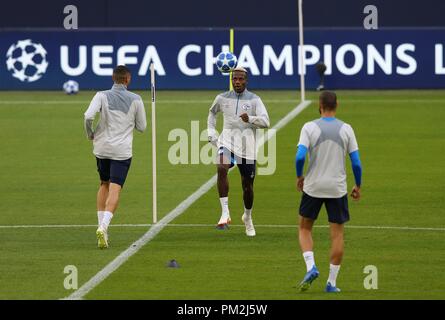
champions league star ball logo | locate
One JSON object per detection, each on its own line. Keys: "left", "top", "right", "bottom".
{"left": 6, "top": 39, "right": 49, "bottom": 82}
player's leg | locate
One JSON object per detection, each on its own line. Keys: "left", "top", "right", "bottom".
{"left": 324, "top": 223, "right": 344, "bottom": 293}
{"left": 299, "top": 216, "right": 315, "bottom": 253}
{"left": 297, "top": 193, "right": 322, "bottom": 291}
{"left": 95, "top": 158, "right": 111, "bottom": 248}
{"left": 238, "top": 159, "right": 256, "bottom": 236}
{"left": 324, "top": 195, "right": 350, "bottom": 292}
{"left": 241, "top": 175, "right": 254, "bottom": 209}
{"left": 105, "top": 182, "right": 122, "bottom": 213}
{"left": 326, "top": 222, "right": 344, "bottom": 291}
{"left": 96, "top": 181, "right": 109, "bottom": 225}
{"left": 329, "top": 223, "right": 344, "bottom": 266}
{"left": 217, "top": 157, "right": 230, "bottom": 198}
{"left": 216, "top": 147, "right": 233, "bottom": 228}
{"left": 97, "top": 158, "right": 132, "bottom": 249}
{"left": 96, "top": 158, "right": 111, "bottom": 227}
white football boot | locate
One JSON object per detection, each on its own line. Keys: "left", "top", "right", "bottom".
{"left": 216, "top": 214, "right": 231, "bottom": 230}
{"left": 96, "top": 226, "right": 109, "bottom": 249}
{"left": 242, "top": 214, "right": 256, "bottom": 237}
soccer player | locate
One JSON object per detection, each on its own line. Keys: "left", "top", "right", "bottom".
{"left": 84, "top": 65, "right": 146, "bottom": 249}
{"left": 207, "top": 67, "right": 270, "bottom": 236}
{"left": 295, "top": 91, "right": 362, "bottom": 292}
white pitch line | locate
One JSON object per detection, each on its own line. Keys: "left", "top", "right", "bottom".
{"left": 62, "top": 99, "right": 311, "bottom": 300}
{"left": 0, "top": 224, "right": 149, "bottom": 228}
{"left": 64, "top": 176, "right": 217, "bottom": 300}
{"left": 0, "top": 99, "right": 443, "bottom": 105}
{"left": 1, "top": 223, "right": 444, "bottom": 232}
{"left": 0, "top": 99, "right": 302, "bottom": 105}
{"left": 0, "top": 100, "right": 212, "bottom": 105}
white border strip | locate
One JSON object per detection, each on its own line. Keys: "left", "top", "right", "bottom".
{"left": 63, "top": 100, "right": 311, "bottom": 300}
{"left": 1, "top": 99, "right": 443, "bottom": 105}
{"left": 1, "top": 223, "right": 444, "bottom": 232}
{"left": 0, "top": 99, "right": 300, "bottom": 105}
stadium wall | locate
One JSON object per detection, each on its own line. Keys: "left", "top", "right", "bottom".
{"left": 1, "top": 0, "right": 444, "bottom": 28}
{"left": 1, "top": 28, "right": 445, "bottom": 90}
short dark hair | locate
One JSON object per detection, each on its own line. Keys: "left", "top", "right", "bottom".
{"left": 319, "top": 91, "right": 337, "bottom": 111}
{"left": 232, "top": 69, "right": 248, "bottom": 80}
{"left": 113, "top": 65, "right": 131, "bottom": 83}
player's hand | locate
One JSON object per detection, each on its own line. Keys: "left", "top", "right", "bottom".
{"left": 296, "top": 176, "right": 304, "bottom": 192}
{"left": 208, "top": 135, "right": 217, "bottom": 146}
{"left": 351, "top": 185, "right": 361, "bottom": 201}
{"left": 88, "top": 133, "right": 94, "bottom": 141}
{"left": 240, "top": 113, "right": 249, "bottom": 123}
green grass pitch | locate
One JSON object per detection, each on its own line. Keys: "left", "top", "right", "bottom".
{"left": 0, "top": 89, "right": 444, "bottom": 299}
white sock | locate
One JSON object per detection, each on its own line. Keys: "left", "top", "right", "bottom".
{"left": 303, "top": 251, "right": 315, "bottom": 272}
{"left": 100, "top": 211, "right": 113, "bottom": 231}
{"left": 97, "top": 211, "right": 105, "bottom": 226}
{"left": 244, "top": 207, "right": 252, "bottom": 217}
{"left": 328, "top": 264, "right": 341, "bottom": 287}
{"left": 219, "top": 197, "right": 229, "bottom": 217}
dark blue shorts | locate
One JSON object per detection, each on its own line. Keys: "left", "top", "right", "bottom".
{"left": 217, "top": 146, "right": 256, "bottom": 180}
{"left": 299, "top": 192, "right": 350, "bottom": 224}
{"left": 96, "top": 157, "right": 132, "bottom": 187}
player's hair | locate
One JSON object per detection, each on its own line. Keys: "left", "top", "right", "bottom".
{"left": 319, "top": 91, "right": 337, "bottom": 111}
{"left": 232, "top": 68, "right": 248, "bottom": 80}
{"left": 113, "top": 65, "right": 131, "bottom": 83}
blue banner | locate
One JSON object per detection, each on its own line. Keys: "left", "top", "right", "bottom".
{"left": 0, "top": 28, "right": 444, "bottom": 90}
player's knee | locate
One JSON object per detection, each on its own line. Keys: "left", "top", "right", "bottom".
{"left": 106, "top": 190, "right": 120, "bottom": 203}
{"left": 299, "top": 217, "right": 314, "bottom": 231}
{"left": 330, "top": 225, "right": 344, "bottom": 240}
{"left": 242, "top": 183, "right": 253, "bottom": 194}
{"left": 241, "top": 178, "right": 253, "bottom": 191}
{"left": 100, "top": 180, "right": 110, "bottom": 187}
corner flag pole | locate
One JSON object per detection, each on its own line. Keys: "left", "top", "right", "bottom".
{"left": 229, "top": 28, "right": 234, "bottom": 91}
{"left": 150, "top": 63, "right": 157, "bottom": 224}
{"left": 298, "top": 0, "right": 306, "bottom": 102}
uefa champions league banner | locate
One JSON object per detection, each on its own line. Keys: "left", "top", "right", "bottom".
{"left": 0, "top": 28, "right": 445, "bottom": 90}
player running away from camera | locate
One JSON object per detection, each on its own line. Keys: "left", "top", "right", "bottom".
{"left": 84, "top": 65, "right": 146, "bottom": 249}
{"left": 295, "top": 91, "right": 362, "bottom": 292}
{"left": 207, "top": 67, "right": 270, "bottom": 236}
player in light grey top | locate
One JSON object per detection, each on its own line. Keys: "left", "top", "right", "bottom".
{"left": 207, "top": 67, "right": 270, "bottom": 237}
{"left": 207, "top": 80, "right": 270, "bottom": 160}
{"left": 84, "top": 65, "right": 146, "bottom": 249}
{"left": 298, "top": 116, "right": 358, "bottom": 198}
{"left": 295, "top": 91, "right": 362, "bottom": 293}
{"left": 84, "top": 80, "right": 146, "bottom": 160}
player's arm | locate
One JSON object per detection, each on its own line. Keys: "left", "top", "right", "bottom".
{"left": 346, "top": 124, "right": 362, "bottom": 200}
{"left": 207, "top": 96, "right": 220, "bottom": 146}
{"left": 295, "top": 145, "right": 307, "bottom": 192}
{"left": 84, "top": 93, "right": 103, "bottom": 140}
{"left": 135, "top": 99, "right": 147, "bottom": 132}
{"left": 295, "top": 124, "right": 310, "bottom": 191}
{"left": 349, "top": 150, "right": 362, "bottom": 200}
{"left": 296, "top": 145, "right": 308, "bottom": 177}
{"left": 241, "top": 98, "right": 270, "bottom": 128}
